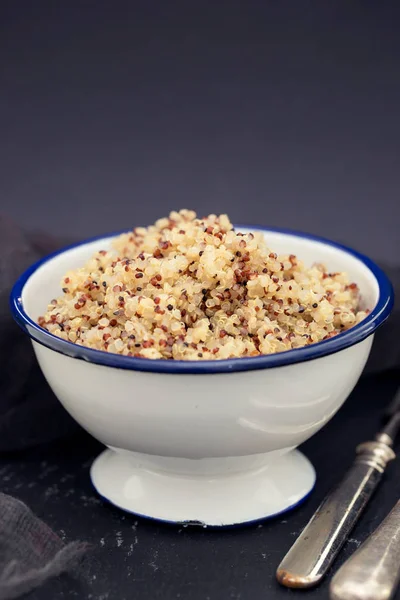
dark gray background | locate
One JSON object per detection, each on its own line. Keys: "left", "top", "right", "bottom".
{"left": 1, "top": 1, "right": 399, "bottom": 265}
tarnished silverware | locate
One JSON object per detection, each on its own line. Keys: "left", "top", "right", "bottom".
{"left": 330, "top": 499, "right": 400, "bottom": 600}
{"left": 276, "top": 387, "right": 400, "bottom": 589}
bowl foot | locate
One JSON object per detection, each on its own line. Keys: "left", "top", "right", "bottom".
{"left": 90, "top": 448, "right": 315, "bottom": 527}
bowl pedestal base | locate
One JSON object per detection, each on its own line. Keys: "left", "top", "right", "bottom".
{"left": 90, "top": 448, "right": 315, "bottom": 526}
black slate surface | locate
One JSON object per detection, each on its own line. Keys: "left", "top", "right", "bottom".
{"left": 1, "top": 371, "right": 399, "bottom": 600}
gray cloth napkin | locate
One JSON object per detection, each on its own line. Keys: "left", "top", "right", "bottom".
{"left": 0, "top": 494, "right": 88, "bottom": 600}
{"left": 0, "top": 214, "right": 399, "bottom": 598}
{"left": 0, "top": 217, "right": 88, "bottom": 598}
{"left": 0, "top": 216, "right": 80, "bottom": 453}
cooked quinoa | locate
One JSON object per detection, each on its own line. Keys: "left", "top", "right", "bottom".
{"left": 39, "top": 210, "right": 369, "bottom": 360}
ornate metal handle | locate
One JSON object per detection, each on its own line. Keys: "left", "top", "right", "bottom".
{"left": 276, "top": 441, "right": 395, "bottom": 589}
{"left": 330, "top": 499, "right": 400, "bottom": 600}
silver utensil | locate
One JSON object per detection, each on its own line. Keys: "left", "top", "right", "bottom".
{"left": 330, "top": 499, "right": 400, "bottom": 600}
{"left": 276, "top": 386, "right": 400, "bottom": 589}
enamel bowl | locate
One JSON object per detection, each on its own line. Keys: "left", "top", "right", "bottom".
{"left": 10, "top": 227, "right": 393, "bottom": 526}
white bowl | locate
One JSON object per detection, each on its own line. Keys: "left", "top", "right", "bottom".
{"left": 11, "top": 226, "right": 393, "bottom": 526}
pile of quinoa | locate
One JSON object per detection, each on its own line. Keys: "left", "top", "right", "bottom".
{"left": 39, "top": 210, "right": 369, "bottom": 360}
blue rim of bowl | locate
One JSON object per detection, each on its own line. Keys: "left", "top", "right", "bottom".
{"left": 10, "top": 225, "right": 394, "bottom": 374}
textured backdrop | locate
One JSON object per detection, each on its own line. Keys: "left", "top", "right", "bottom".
{"left": 1, "top": 1, "right": 399, "bottom": 265}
